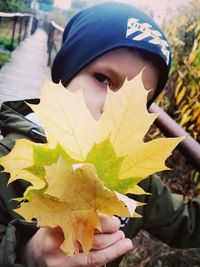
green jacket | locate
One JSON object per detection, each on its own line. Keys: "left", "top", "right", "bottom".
{"left": 0, "top": 100, "right": 200, "bottom": 267}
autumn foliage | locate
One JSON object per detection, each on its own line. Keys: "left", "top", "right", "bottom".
{"left": 0, "top": 75, "right": 182, "bottom": 255}
{"left": 157, "top": 0, "right": 200, "bottom": 143}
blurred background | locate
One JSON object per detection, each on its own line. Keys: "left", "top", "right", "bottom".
{"left": 0, "top": 0, "right": 200, "bottom": 266}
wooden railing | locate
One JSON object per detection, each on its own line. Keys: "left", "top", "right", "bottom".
{"left": 0, "top": 12, "right": 36, "bottom": 50}
{"left": 47, "top": 21, "right": 64, "bottom": 67}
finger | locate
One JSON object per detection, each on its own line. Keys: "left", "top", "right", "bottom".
{"left": 44, "top": 249, "right": 67, "bottom": 267}
{"left": 24, "top": 227, "right": 65, "bottom": 267}
{"left": 42, "top": 226, "right": 64, "bottom": 251}
{"left": 74, "top": 230, "right": 124, "bottom": 253}
{"left": 92, "top": 230, "right": 125, "bottom": 250}
{"left": 88, "top": 238, "right": 133, "bottom": 266}
{"left": 97, "top": 214, "right": 121, "bottom": 233}
{"left": 67, "top": 238, "right": 133, "bottom": 267}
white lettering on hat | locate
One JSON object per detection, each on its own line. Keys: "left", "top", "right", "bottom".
{"left": 126, "top": 18, "right": 170, "bottom": 65}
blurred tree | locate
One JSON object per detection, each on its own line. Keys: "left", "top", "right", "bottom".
{"left": 0, "top": 0, "right": 30, "bottom": 12}
{"left": 64, "top": 0, "right": 87, "bottom": 20}
{"left": 37, "top": 0, "right": 54, "bottom": 5}
{"left": 71, "top": 0, "right": 87, "bottom": 10}
{"left": 46, "top": 8, "right": 68, "bottom": 26}
{"left": 157, "top": 0, "right": 200, "bottom": 143}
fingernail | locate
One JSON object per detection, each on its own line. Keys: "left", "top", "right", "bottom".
{"left": 124, "top": 239, "right": 133, "bottom": 250}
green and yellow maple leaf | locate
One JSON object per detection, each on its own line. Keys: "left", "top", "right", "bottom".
{"left": 0, "top": 74, "right": 184, "bottom": 254}
{"left": 16, "top": 158, "right": 136, "bottom": 255}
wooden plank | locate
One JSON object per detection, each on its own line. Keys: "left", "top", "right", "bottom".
{"left": 0, "top": 12, "right": 32, "bottom": 18}
{"left": 0, "top": 28, "right": 50, "bottom": 105}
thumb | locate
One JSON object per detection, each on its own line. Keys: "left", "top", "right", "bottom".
{"left": 42, "top": 226, "right": 64, "bottom": 251}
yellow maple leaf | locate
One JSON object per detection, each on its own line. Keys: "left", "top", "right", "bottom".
{"left": 29, "top": 80, "right": 97, "bottom": 161}
{"left": 95, "top": 74, "right": 159, "bottom": 155}
{"left": 119, "top": 137, "right": 184, "bottom": 180}
{"left": 16, "top": 193, "right": 100, "bottom": 255}
{"left": 16, "top": 157, "right": 136, "bottom": 255}
{"left": 0, "top": 139, "right": 34, "bottom": 183}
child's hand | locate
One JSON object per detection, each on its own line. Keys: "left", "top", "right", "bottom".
{"left": 23, "top": 215, "right": 133, "bottom": 267}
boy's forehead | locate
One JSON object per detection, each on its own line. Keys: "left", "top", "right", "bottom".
{"left": 87, "top": 48, "right": 155, "bottom": 70}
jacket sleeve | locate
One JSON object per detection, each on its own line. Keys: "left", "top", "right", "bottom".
{"left": 0, "top": 114, "right": 44, "bottom": 266}
{"left": 0, "top": 219, "right": 38, "bottom": 267}
{"left": 140, "top": 175, "right": 200, "bottom": 248}
{"left": 0, "top": 166, "right": 38, "bottom": 266}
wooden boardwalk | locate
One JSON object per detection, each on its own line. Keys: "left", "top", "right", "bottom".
{"left": 0, "top": 28, "right": 50, "bottom": 105}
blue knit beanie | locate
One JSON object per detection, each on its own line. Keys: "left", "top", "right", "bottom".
{"left": 51, "top": 1, "right": 171, "bottom": 100}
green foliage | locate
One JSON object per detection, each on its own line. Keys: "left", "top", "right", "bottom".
{"left": 86, "top": 138, "right": 137, "bottom": 193}
{"left": 0, "top": 51, "right": 10, "bottom": 67}
{"left": 0, "top": 36, "right": 18, "bottom": 50}
{"left": 0, "top": 0, "right": 30, "bottom": 12}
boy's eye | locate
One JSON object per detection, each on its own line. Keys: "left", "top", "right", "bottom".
{"left": 94, "top": 73, "right": 110, "bottom": 85}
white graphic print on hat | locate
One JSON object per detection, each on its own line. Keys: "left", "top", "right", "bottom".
{"left": 126, "top": 18, "right": 170, "bottom": 65}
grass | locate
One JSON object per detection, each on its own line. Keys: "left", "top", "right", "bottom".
{"left": 0, "top": 36, "right": 18, "bottom": 51}
{"left": 0, "top": 35, "right": 18, "bottom": 67}
{"left": 0, "top": 51, "right": 11, "bottom": 68}
{"left": 0, "top": 23, "right": 19, "bottom": 66}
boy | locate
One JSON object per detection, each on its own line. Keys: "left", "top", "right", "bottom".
{"left": 0, "top": 2, "right": 200, "bottom": 267}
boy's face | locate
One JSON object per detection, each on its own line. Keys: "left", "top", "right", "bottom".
{"left": 67, "top": 48, "right": 158, "bottom": 120}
